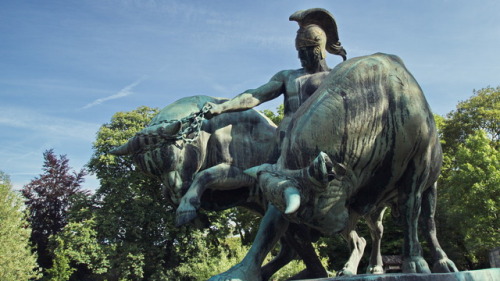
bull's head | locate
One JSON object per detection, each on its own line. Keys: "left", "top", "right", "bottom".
{"left": 109, "top": 120, "right": 182, "bottom": 156}
{"left": 246, "top": 152, "right": 347, "bottom": 226}
{"left": 110, "top": 119, "right": 206, "bottom": 205}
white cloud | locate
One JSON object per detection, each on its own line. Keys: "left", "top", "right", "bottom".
{"left": 82, "top": 76, "right": 148, "bottom": 109}
{"left": 0, "top": 107, "right": 101, "bottom": 191}
{"left": 0, "top": 106, "right": 100, "bottom": 142}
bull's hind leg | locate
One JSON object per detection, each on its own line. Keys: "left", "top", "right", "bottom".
{"left": 420, "top": 183, "right": 458, "bottom": 273}
{"left": 365, "top": 206, "right": 387, "bottom": 274}
{"left": 398, "top": 162, "right": 431, "bottom": 274}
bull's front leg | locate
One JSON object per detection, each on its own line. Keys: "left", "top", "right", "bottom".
{"left": 176, "top": 163, "right": 255, "bottom": 226}
{"left": 283, "top": 223, "right": 328, "bottom": 280}
{"left": 209, "top": 204, "right": 289, "bottom": 281}
{"left": 261, "top": 237, "right": 297, "bottom": 281}
{"left": 337, "top": 212, "right": 366, "bottom": 276}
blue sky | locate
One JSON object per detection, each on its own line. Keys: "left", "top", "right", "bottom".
{"left": 1, "top": 0, "right": 499, "bottom": 190}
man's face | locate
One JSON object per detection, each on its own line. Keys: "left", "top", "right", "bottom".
{"left": 298, "top": 46, "right": 321, "bottom": 71}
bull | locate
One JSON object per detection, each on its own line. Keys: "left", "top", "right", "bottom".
{"left": 110, "top": 95, "right": 328, "bottom": 280}
{"left": 211, "top": 53, "right": 458, "bottom": 280}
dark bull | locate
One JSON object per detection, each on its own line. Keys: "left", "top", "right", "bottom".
{"left": 246, "top": 53, "right": 458, "bottom": 276}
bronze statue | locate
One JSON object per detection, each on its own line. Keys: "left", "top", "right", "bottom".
{"left": 110, "top": 95, "right": 328, "bottom": 280}
{"left": 111, "top": 8, "right": 459, "bottom": 281}
{"left": 112, "top": 9, "right": 347, "bottom": 280}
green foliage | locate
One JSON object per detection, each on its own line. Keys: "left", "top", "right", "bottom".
{"left": 231, "top": 207, "right": 261, "bottom": 246}
{"left": 83, "top": 106, "right": 238, "bottom": 280}
{"left": 441, "top": 86, "right": 499, "bottom": 152}
{"left": 168, "top": 236, "right": 248, "bottom": 281}
{"left": 87, "top": 106, "right": 174, "bottom": 280}
{"left": 261, "top": 104, "right": 285, "bottom": 125}
{"left": 87, "top": 106, "right": 159, "bottom": 183}
{"left": 169, "top": 235, "right": 325, "bottom": 281}
{"left": 45, "top": 239, "right": 75, "bottom": 281}
{"left": 269, "top": 259, "right": 307, "bottom": 281}
{"left": 436, "top": 86, "right": 500, "bottom": 270}
{"left": 0, "top": 171, "right": 41, "bottom": 280}
{"left": 437, "top": 130, "right": 499, "bottom": 269}
{"left": 268, "top": 241, "right": 331, "bottom": 280}
{"left": 46, "top": 218, "right": 109, "bottom": 281}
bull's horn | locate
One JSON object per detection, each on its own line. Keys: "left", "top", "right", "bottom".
{"left": 109, "top": 141, "right": 133, "bottom": 155}
{"left": 162, "top": 120, "right": 182, "bottom": 136}
{"left": 283, "top": 186, "right": 301, "bottom": 214}
{"left": 109, "top": 134, "right": 141, "bottom": 156}
{"left": 147, "top": 120, "right": 182, "bottom": 137}
{"left": 110, "top": 120, "right": 182, "bottom": 156}
{"left": 244, "top": 163, "right": 274, "bottom": 178}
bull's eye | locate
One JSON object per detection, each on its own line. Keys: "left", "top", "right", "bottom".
{"left": 327, "top": 172, "right": 336, "bottom": 182}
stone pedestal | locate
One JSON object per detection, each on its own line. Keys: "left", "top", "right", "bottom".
{"left": 489, "top": 247, "right": 500, "bottom": 268}
{"left": 299, "top": 269, "right": 500, "bottom": 281}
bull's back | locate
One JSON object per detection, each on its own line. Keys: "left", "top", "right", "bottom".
{"left": 134, "top": 95, "right": 276, "bottom": 176}
{"left": 205, "top": 109, "right": 277, "bottom": 169}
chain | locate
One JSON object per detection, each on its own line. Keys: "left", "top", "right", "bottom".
{"left": 179, "top": 103, "right": 212, "bottom": 143}
{"left": 140, "top": 103, "right": 212, "bottom": 144}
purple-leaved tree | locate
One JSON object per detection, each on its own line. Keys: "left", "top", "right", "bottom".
{"left": 22, "top": 149, "right": 88, "bottom": 269}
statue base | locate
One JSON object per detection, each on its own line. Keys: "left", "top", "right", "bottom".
{"left": 301, "top": 268, "right": 500, "bottom": 281}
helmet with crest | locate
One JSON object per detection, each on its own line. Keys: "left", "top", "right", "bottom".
{"left": 290, "top": 8, "right": 347, "bottom": 61}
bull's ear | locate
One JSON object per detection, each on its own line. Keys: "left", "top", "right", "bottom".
{"left": 309, "top": 152, "right": 334, "bottom": 184}
{"left": 311, "top": 152, "right": 346, "bottom": 182}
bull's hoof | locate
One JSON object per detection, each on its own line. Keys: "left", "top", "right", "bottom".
{"left": 175, "top": 204, "right": 198, "bottom": 227}
{"left": 433, "top": 258, "right": 458, "bottom": 273}
{"left": 208, "top": 263, "right": 260, "bottom": 281}
{"left": 402, "top": 256, "right": 431, "bottom": 273}
{"left": 336, "top": 268, "right": 355, "bottom": 277}
{"left": 432, "top": 249, "right": 458, "bottom": 273}
{"left": 366, "top": 264, "right": 384, "bottom": 274}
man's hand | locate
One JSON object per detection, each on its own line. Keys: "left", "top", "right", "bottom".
{"left": 203, "top": 102, "right": 222, "bottom": 119}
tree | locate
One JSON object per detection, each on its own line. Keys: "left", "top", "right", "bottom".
{"left": 441, "top": 86, "right": 499, "bottom": 152}
{"left": 87, "top": 106, "right": 236, "bottom": 280}
{"left": 45, "top": 217, "right": 109, "bottom": 281}
{"left": 436, "top": 86, "right": 500, "bottom": 270}
{"left": 87, "top": 106, "right": 169, "bottom": 280}
{"left": 262, "top": 104, "right": 285, "bottom": 126}
{"left": 22, "top": 149, "right": 88, "bottom": 270}
{"left": 0, "top": 171, "right": 41, "bottom": 280}
{"left": 437, "top": 130, "right": 499, "bottom": 269}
